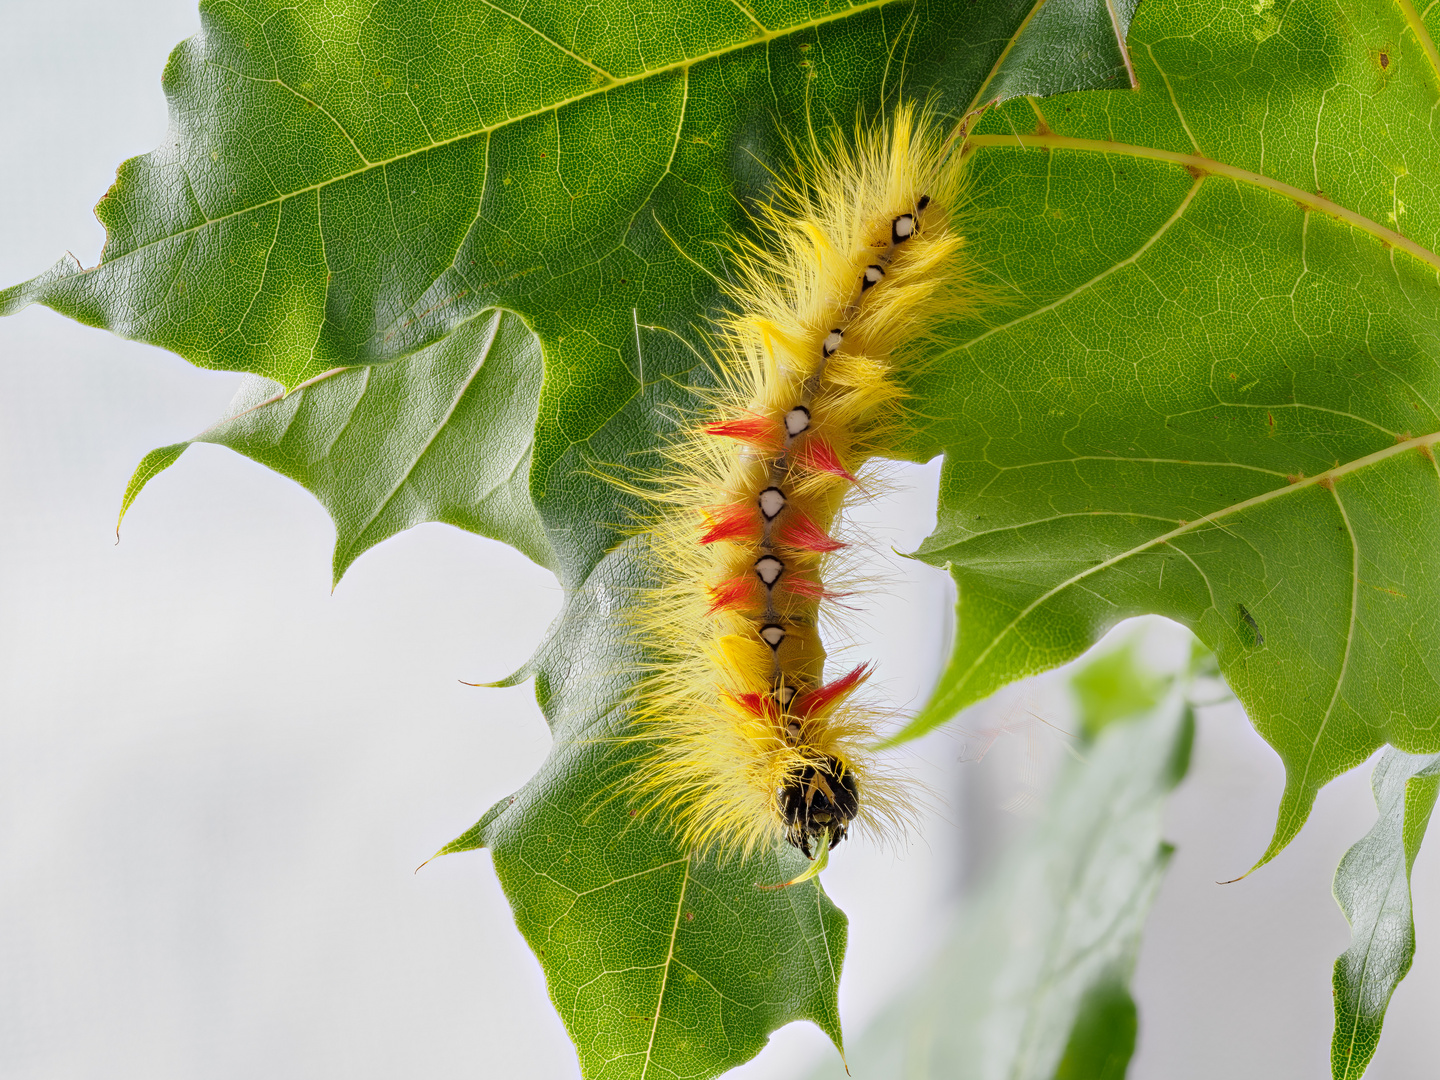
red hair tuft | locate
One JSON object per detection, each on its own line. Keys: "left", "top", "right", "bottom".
{"left": 727, "top": 691, "right": 778, "bottom": 723}
{"left": 780, "top": 512, "right": 846, "bottom": 553}
{"left": 706, "top": 577, "right": 762, "bottom": 614}
{"left": 782, "top": 576, "right": 850, "bottom": 605}
{"left": 795, "top": 663, "right": 872, "bottom": 718}
{"left": 699, "top": 503, "right": 760, "bottom": 545}
{"left": 796, "top": 438, "right": 857, "bottom": 482}
{"left": 705, "top": 414, "right": 783, "bottom": 448}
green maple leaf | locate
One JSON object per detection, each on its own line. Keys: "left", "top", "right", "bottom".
{"left": 900, "top": 1, "right": 1440, "bottom": 874}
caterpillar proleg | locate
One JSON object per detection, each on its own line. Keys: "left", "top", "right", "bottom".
{"left": 628, "top": 102, "right": 986, "bottom": 884}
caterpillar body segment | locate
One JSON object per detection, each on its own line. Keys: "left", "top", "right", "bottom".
{"left": 627, "top": 103, "right": 985, "bottom": 874}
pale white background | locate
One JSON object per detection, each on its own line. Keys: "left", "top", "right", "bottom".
{"left": 1, "top": 2, "right": 1435, "bottom": 1077}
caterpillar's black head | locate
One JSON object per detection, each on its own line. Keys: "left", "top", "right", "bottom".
{"left": 778, "top": 758, "right": 860, "bottom": 859}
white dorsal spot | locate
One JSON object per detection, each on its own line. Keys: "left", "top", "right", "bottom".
{"left": 760, "top": 624, "right": 786, "bottom": 649}
{"left": 786, "top": 722, "right": 801, "bottom": 739}
{"left": 892, "top": 214, "right": 914, "bottom": 242}
{"left": 822, "top": 329, "right": 843, "bottom": 357}
{"left": 862, "top": 264, "right": 885, "bottom": 290}
{"left": 754, "top": 555, "right": 784, "bottom": 586}
{"left": 778, "top": 683, "right": 797, "bottom": 707}
{"left": 757, "top": 486, "right": 787, "bottom": 520}
{"left": 784, "top": 407, "right": 811, "bottom": 436}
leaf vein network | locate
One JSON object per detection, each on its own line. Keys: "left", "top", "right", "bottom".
{"left": 1165, "top": 400, "right": 1402, "bottom": 440}
{"left": 988, "top": 455, "right": 1290, "bottom": 477}
{"left": 967, "top": 134, "right": 1440, "bottom": 271}
{"left": 88, "top": 0, "right": 901, "bottom": 274}
{"left": 808, "top": 881, "right": 841, "bottom": 997}
{"left": 965, "top": 0, "right": 1051, "bottom": 112}
{"left": 227, "top": 206, "right": 286, "bottom": 346}
{"left": 1143, "top": 42, "right": 1201, "bottom": 154}
{"left": 670, "top": 958, "right": 743, "bottom": 1008}
{"left": 320, "top": 363, "right": 372, "bottom": 458}
{"left": 1165, "top": 541, "right": 1220, "bottom": 613}
{"left": 142, "top": 232, "right": 199, "bottom": 325}
{"left": 213, "top": 65, "right": 374, "bottom": 166}
{"left": 932, "top": 432, "right": 1440, "bottom": 709}
{"left": 572, "top": 856, "right": 690, "bottom": 897}
{"left": 469, "top": 0, "right": 618, "bottom": 80}
{"left": 945, "top": 173, "right": 1203, "bottom": 358}
{"left": 1282, "top": 484, "right": 1362, "bottom": 833}
{"left": 771, "top": 883, "right": 837, "bottom": 1019}
{"left": 343, "top": 332, "right": 492, "bottom": 546}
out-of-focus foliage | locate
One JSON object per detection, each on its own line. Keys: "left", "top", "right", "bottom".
{"left": 1331, "top": 748, "right": 1440, "bottom": 1079}
{"left": 806, "top": 642, "right": 1193, "bottom": 1080}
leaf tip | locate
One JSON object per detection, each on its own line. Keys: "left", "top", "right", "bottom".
{"left": 330, "top": 547, "right": 357, "bottom": 592}
{"left": 116, "top": 442, "right": 190, "bottom": 540}
{"left": 426, "top": 795, "right": 519, "bottom": 868}
{"left": 476, "top": 662, "right": 536, "bottom": 690}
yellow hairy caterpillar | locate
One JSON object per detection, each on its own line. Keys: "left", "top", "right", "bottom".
{"left": 627, "top": 102, "right": 985, "bottom": 885}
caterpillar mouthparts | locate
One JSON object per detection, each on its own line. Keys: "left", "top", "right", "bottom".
{"left": 625, "top": 102, "right": 986, "bottom": 877}
{"left": 779, "top": 757, "right": 860, "bottom": 860}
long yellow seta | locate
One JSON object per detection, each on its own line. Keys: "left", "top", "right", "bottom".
{"left": 627, "top": 101, "right": 988, "bottom": 887}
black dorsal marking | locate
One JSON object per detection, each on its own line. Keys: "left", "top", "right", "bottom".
{"left": 861, "top": 265, "right": 885, "bottom": 291}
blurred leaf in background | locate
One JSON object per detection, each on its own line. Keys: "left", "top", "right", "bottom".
{"left": 805, "top": 642, "right": 1194, "bottom": 1080}
{"left": 1331, "top": 748, "right": 1440, "bottom": 1080}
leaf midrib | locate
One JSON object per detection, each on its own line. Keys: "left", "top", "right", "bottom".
{"left": 947, "top": 170, "right": 1202, "bottom": 357}
{"left": 638, "top": 855, "right": 690, "bottom": 1080}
